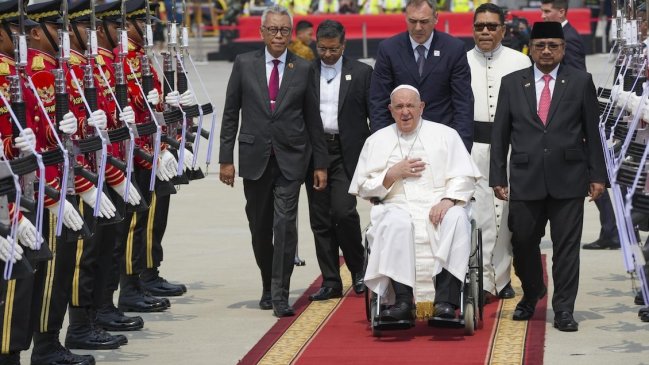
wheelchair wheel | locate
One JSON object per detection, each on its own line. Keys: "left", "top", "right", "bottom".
{"left": 463, "top": 302, "right": 475, "bottom": 336}
{"left": 364, "top": 235, "right": 371, "bottom": 322}
{"left": 476, "top": 228, "right": 484, "bottom": 321}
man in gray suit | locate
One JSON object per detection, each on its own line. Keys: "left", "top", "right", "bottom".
{"left": 219, "top": 5, "right": 328, "bottom": 317}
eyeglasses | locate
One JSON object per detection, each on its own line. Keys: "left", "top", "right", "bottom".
{"left": 261, "top": 26, "right": 291, "bottom": 37}
{"left": 473, "top": 23, "right": 501, "bottom": 31}
{"left": 317, "top": 46, "right": 342, "bottom": 54}
{"left": 532, "top": 42, "right": 564, "bottom": 51}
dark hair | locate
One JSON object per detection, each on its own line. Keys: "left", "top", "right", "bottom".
{"left": 316, "top": 19, "right": 346, "bottom": 43}
{"left": 541, "top": 0, "right": 569, "bottom": 11}
{"left": 295, "top": 20, "right": 313, "bottom": 33}
{"left": 473, "top": 3, "right": 505, "bottom": 24}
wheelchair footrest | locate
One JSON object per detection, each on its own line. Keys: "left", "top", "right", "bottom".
{"left": 428, "top": 317, "right": 464, "bottom": 328}
{"left": 372, "top": 318, "right": 415, "bottom": 331}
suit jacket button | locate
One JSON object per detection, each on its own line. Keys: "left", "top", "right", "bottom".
{"left": 544, "top": 148, "right": 548, "bottom": 152}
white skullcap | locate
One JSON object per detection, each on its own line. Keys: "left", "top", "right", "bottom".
{"left": 390, "top": 84, "right": 420, "bottom": 98}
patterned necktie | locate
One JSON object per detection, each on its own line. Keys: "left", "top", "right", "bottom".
{"left": 538, "top": 74, "right": 552, "bottom": 125}
{"left": 269, "top": 59, "right": 280, "bottom": 111}
{"left": 416, "top": 45, "right": 426, "bottom": 77}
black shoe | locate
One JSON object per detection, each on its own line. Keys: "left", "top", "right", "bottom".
{"left": 141, "top": 277, "right": 185, "bottom": 297}
{"left": 640, "top": 307, "right": 649, "bottom": 322}
{"left": 118, "top": 293, "right": 168, "bottom": 313}
{"left": 513, "top": 286, "right": 547, "bottom": 321}
{"left": 259, "top": 291, "right": 272, "bottom": 310}
{"left": 553, "top": 311, "right": 578, "bottom": 332}
{"left": 380, "top": 302, "right": 414, "bottom": 321}
{"left": 272, "top": 301, "right": 295, "bottom": 317}
{"left": 582, "top": 238, "right": 621, "bottom": 249}
{"left": 32, "top": 332, "right": 96, "bottom": 365}
{"left": 0, "top": 352, "right": 20, "bottom": 365}
{"left": 65, "top": 326, "right": 124, "bottom": 350}
{"left": 498, "top": 282, "right": 516, "bottom": 299}
{"left": 433, "top": 302, "right": 456, "bottom": 319}
{"left": 96, "top": 304, "right": 144, "bottom": 331}
{"left": 635, "top": 291, "right": 645, "bottom": 305}
{"left": 308, "top": 287, "right": 343, "bottom": 301}
{"left": 352, "top": 272, "right": 365, "bottom": 294}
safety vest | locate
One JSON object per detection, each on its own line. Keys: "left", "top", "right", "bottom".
{"left": 293, "top": 0, "right": 311, "bottom": 15}
{"left": 360, "top": 0, "right": 381, "bottom": 14}
{"left": 450, "top": 0, "right": 471, "bottom": 13}
{"left": 383, "top": 0, "right": 402, "bottom": 14}
{"left": 320, "top": 0, "right": 339, "bottom": 13}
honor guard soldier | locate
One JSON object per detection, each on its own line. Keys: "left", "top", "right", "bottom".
{"left": 25, "top": 1, "right": 95, "bottom": 364}
{"left": 122, "top": 0, "right": 189, "bottom": 299}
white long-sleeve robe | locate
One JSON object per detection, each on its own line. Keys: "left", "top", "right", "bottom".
{"left": 349, "top": 120, "right": 482, "bottom": 313}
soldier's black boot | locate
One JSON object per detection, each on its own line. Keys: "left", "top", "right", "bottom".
{"left": 65, "top": 307, "right": 127, "bottom": 350}
{"left": 31, "top": 331, "right": 95, "bottom": 365}
{"left": 96, "top": 292, "right": 144, "bottom": 331}
{"left": 118, "top": 274, "right": 169, "bottom": 313}
{"left": 0, "top": 352, "right": 20, "bottom": 365}
{"left": 140, "top": 268, "right": 186, "bottom": 296}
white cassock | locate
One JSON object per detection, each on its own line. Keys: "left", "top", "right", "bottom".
{"left": 467, "top": 44, "right": 531, "bottom": 294}
{"left": 349, "top": 120, "right": 482, "bottom": 314}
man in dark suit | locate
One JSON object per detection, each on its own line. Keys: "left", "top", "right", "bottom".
{"left": 369, "top": 0, "right": 474, "bottom": 151}
{"left": 490, "top": 22, "right": 606, "bottom": 332}
{"left": 305, "top": 20, "right": 372, "bottom": 301}
{"left": 219, "top": 5, "right": 328, "bottom": 317}
{"left": 542, "top": 0, "right": 619, "bottom": 250}
{"left": 541, "top": 0, "right": 587, "bottom": 70}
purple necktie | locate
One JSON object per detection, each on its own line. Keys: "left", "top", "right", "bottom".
{"left": 269, "top": 59, "right": 280, "bottom": 111}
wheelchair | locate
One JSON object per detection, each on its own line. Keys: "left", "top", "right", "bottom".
{"left": 363, "top": 216, "right": 484, "bottom": 337}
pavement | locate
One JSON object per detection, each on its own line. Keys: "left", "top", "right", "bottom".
{"left": 18, "top": 51, "right": 649, "bottom": 365}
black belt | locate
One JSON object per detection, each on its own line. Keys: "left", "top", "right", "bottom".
{"left": 473, "top": 121, "right": 492, "bottom": 144}
{"left": 324, "top": 133, "right": 339, "bottom": 141}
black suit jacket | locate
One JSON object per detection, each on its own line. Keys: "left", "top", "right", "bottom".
{"left": 369, "top": 31, "right": 474, "bottom": 151}
{"left": 313, "top": 57, "right": 372, "bottom": 178}
{"left": 489, "top": 65, "right": 606, "bottom": 200}
{"left": 562, "top": 22, "right": 586, "bottom": 71}
{"left": 219, "top": 49, "right": 328, "bottom": 181}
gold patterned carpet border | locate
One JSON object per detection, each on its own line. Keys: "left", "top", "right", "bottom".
{"left": 257, "top": 264, "right": 353, "bottom": 365}
{"left": 487, "top": 275, "right": 529, "bottom": 365}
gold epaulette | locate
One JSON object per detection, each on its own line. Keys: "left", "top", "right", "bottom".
{"left": 69, "top": 53, "right": 82, "bottom": 66}
{"left": 31, "top": 55, "right": 45, "bottom": 71}
{"left": 0, "top": 62, "right": 9, "bottom": 76}
{"left": 96, "top": 55, "right": 106, "bottom": 66}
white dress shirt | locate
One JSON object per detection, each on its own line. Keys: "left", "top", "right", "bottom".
{"left": 409, "top": 32, "right": 434, "bottom": 62}
{"left": 264, "top": 48, "right": 287, "bottom": 87}
{"left": 534, "top": 64, "right": 559, "bottom": 106}
{"left": 319, "top": 57, "right": 343, "bottom": 134}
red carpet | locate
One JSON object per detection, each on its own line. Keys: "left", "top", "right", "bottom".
{"left": 240, "top": 258, "right": 548, "bottom": 365}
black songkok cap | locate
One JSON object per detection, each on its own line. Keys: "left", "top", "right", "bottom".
{"left": 530, "top": 21, "right": 564, "bottom": 40}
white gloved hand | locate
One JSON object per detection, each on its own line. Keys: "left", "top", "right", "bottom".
{"left": 15, "top": 128, "right": 36, "bottom": 153}
{"left": 59, "top": 111, "right": 78, "bottom": 135}
{"left": 147, "top": 89, "right": 160, "bottom": 105}
{"left": 119, "top": 106, "right": 136, "bottom": 125}
{"left": 179, "top": 90, "right": 196, "bottom": 107}
{"left": 165, "top": 90, "right": 181, "bottom": 108}
{"left": 0, "top": 236, "right": 22, "bottom": 264}
{"left": 17, "top": 217, "right": 40, "bottom": 250}
{"left": 48, "top": 200, "right": 83, "bottom": 231}
{"left": 642, "top": 99, "right": 649, "bottom": 122}
{"left": 183, "top": 148, "right": 194, "bottom": 170}
{"left": 627, "top": 93, "right": 641, "bottom": 113}
{"left": 156, "top": 150, "right": 177, "bottom": 181}
{"left": 111, "top": 180, "right": 142, "bottom": 206}
{"left": 87, "top": 110, "right": 108, "bottom": 129}
{"left": 79, "top": 187, "right": 116, "bottom": 219}
{"left": 610, "top": 83, "right": 621, "bottom": 104}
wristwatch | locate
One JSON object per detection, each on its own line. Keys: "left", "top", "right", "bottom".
{"left": 442, "top": 198, "right": 459, "bottom": 205}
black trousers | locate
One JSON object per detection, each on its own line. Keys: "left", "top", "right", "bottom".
{"left": 392, "top": 268, "right": 461, "bottom": 307}
{"left": 0, "top": 271, "right": 36, "bottom": 353}
{"left": 509, "top": 197, "right": 584, "bottom": 313}
{"left": 146, "top": 188, "right": 170, "bottom": 269}
{"left": 243, "top": 155, "right": 301, "bottom": 302}
{"left": 305, "top": 139, "right": 364, "bottom": 290}
{"left": 595, "top": 189, "right": 618, "bottom": 240}
{"left": 32, "top": 213, "right": 77, "bottom": 334}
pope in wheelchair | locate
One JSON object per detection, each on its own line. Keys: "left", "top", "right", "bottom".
{"left": 349, "top": 85, "right": 482, "bottom": 324}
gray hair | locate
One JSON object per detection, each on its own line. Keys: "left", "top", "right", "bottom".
{"left": 261, "top": 5, "right": 293, "bottom": 25}
{"left": 405, "top": 0, "right": 436, "bottom": 12}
